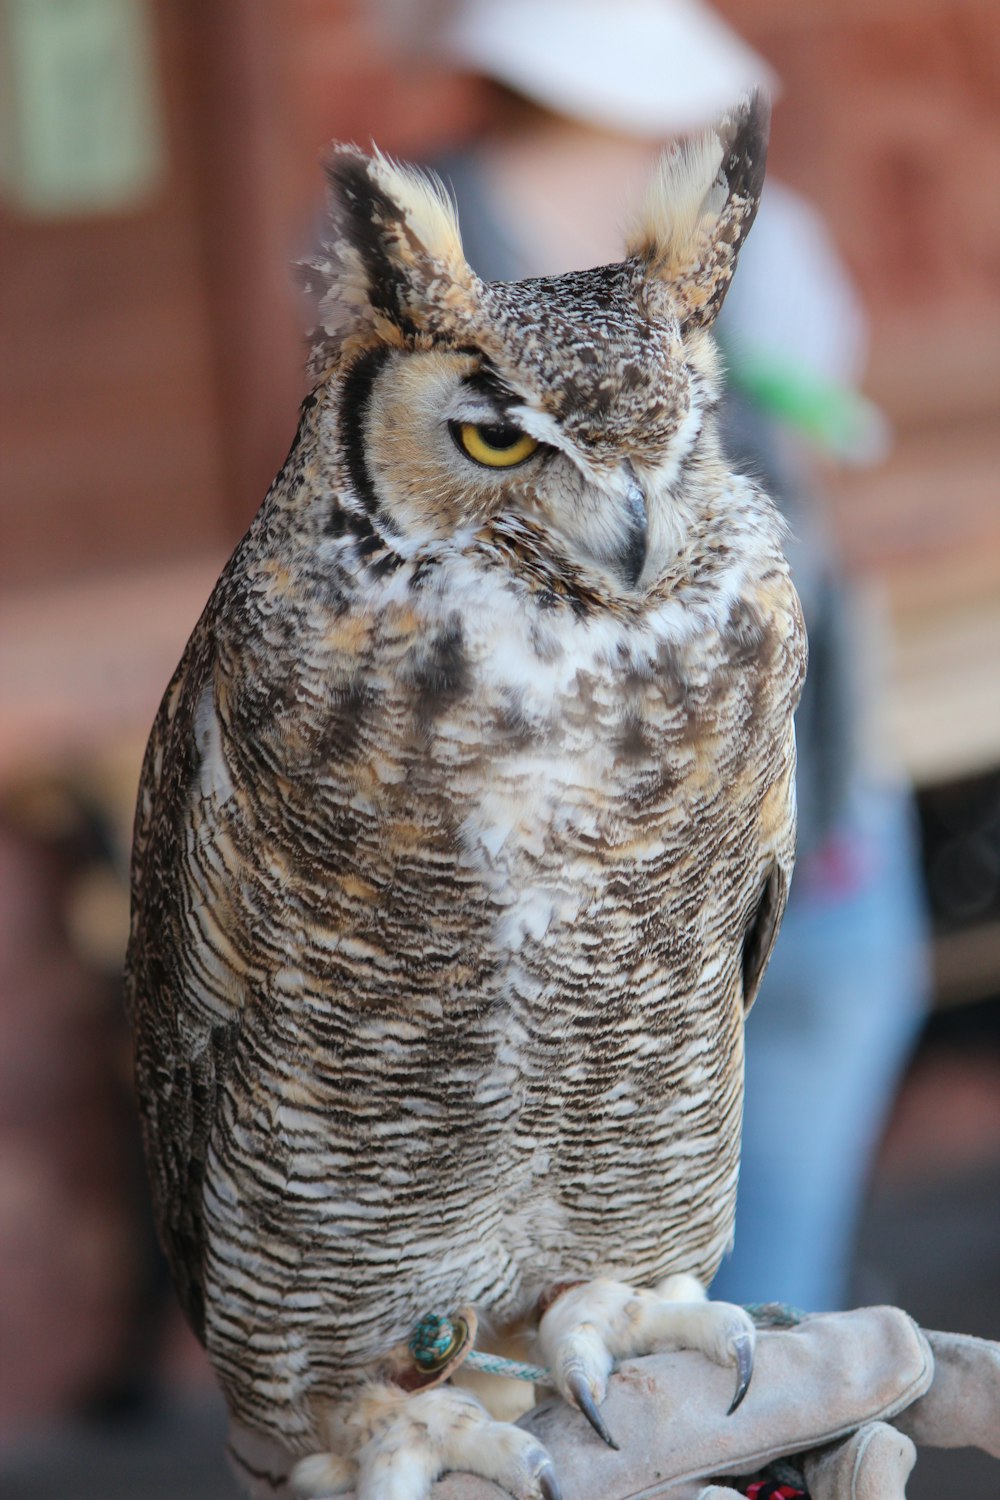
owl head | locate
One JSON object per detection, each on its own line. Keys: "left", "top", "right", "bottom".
{"left": 302, "top": 92, "right": 768, "bottom": 592}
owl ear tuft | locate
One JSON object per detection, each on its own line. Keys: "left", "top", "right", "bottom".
{"left": 302, "top": 146, "right": 477, "bottom": 378}
{"left": 628, "top": 90, "right": 770, "bottom": 330}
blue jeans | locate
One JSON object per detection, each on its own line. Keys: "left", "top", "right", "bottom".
{"left": 710, "top": 787, "right": 928, "bottom": 1312}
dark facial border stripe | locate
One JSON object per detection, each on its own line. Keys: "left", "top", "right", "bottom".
{"left": 339, "top": 345, "right": 393, "bottom": 518}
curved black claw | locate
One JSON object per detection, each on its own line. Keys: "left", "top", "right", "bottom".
{"left": 726, "top": 1333, "right": 754, "bottom": 1415}
{"left": 566, "top": 1373, "right": 619, "bottom": 1450}
{"left": 537, "top": 1464, "right": 563, "bottom": 1500}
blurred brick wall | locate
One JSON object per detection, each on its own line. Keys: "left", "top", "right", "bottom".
{"left": 0, "top": 2, "right": 230, "bottom": 589}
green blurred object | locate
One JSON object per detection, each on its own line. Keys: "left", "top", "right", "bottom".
{"left": 0, "top": 0, "right": 163, "bottom": 216}
{"left": 724, "top": 350, "right": 890, "bottom": 465}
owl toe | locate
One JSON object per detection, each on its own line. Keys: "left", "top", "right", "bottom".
{"left": 343, "top": 1384, "right": 559, "bottom": 1500}
{"left": 443, "top": 1401, "right": 561, "bottom": 1500}
{"left": 538, "top": 1277, "right": 757, "bottom": 1427}
{"left": 292, "top": 1451, "right": 354, "bottom": 1498}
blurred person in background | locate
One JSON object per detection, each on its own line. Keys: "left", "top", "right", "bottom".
{"left": 383, "top": 0, "right": 930, "bottom": 1313}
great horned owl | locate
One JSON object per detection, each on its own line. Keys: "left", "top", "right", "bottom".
{"left": 126, "top": 93, "right": 805, "bottom": 1500}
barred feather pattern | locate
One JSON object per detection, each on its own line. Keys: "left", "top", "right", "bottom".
{"left": 126, "top": 382, "right": 804, "bottom": 1458}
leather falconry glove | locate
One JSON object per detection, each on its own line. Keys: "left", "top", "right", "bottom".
{"left": 425, "top": 1305, "right": 1000, "bottom": 1500}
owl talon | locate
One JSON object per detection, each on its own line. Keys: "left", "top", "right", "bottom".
{"left": 566, "top": 1372, "right": 619, "bottom": 1450}
{"left": 726, "top": 1333, "right": 754, "bottom": 1414}
{"left": 537, "top": 1463, "right": 563, "bottom": 1500}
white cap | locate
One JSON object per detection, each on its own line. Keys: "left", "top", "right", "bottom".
{"left": 439, "top": 0, "right": 778, "bottom": 138}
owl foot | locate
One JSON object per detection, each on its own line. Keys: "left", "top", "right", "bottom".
{"left": 537, "top": 1274, "right": 755, "bottom": 1447}
{"left": 293, "top": 1383, "right": 560, "bottom": 1500}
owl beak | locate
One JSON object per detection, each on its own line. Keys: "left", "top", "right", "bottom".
{"left": 619, "top": 464, "right": 648, "bottom": 588}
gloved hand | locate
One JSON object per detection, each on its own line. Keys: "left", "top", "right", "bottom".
{"left": 432, "top": 1306, "right": 1000, "bottom": 1500}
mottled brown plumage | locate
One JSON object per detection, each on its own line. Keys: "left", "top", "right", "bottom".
{"left": 126, "top": 93, "right": 805, "bottom": 1499}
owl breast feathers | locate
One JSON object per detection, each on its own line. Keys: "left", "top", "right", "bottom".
{"left": 126, "top": 91, "right": 806, "bottom": 1486}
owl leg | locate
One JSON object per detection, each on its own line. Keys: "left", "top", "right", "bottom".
{"left": 537, "top": 1273, "right": 755, "bottom": 1448}
{"left": 292, "top": 1383, "right": 560, "bottom": 1500}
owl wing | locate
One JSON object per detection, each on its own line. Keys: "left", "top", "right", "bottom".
{"left": 741, "top": 858, "right": 788, "bottom": 1013}
{"left": 126, "top": 612, "right": 240, "bottom": 1340}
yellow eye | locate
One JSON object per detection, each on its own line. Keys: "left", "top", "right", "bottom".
{"left": 453, "top": 421, "right": 539, "bottom": 469}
